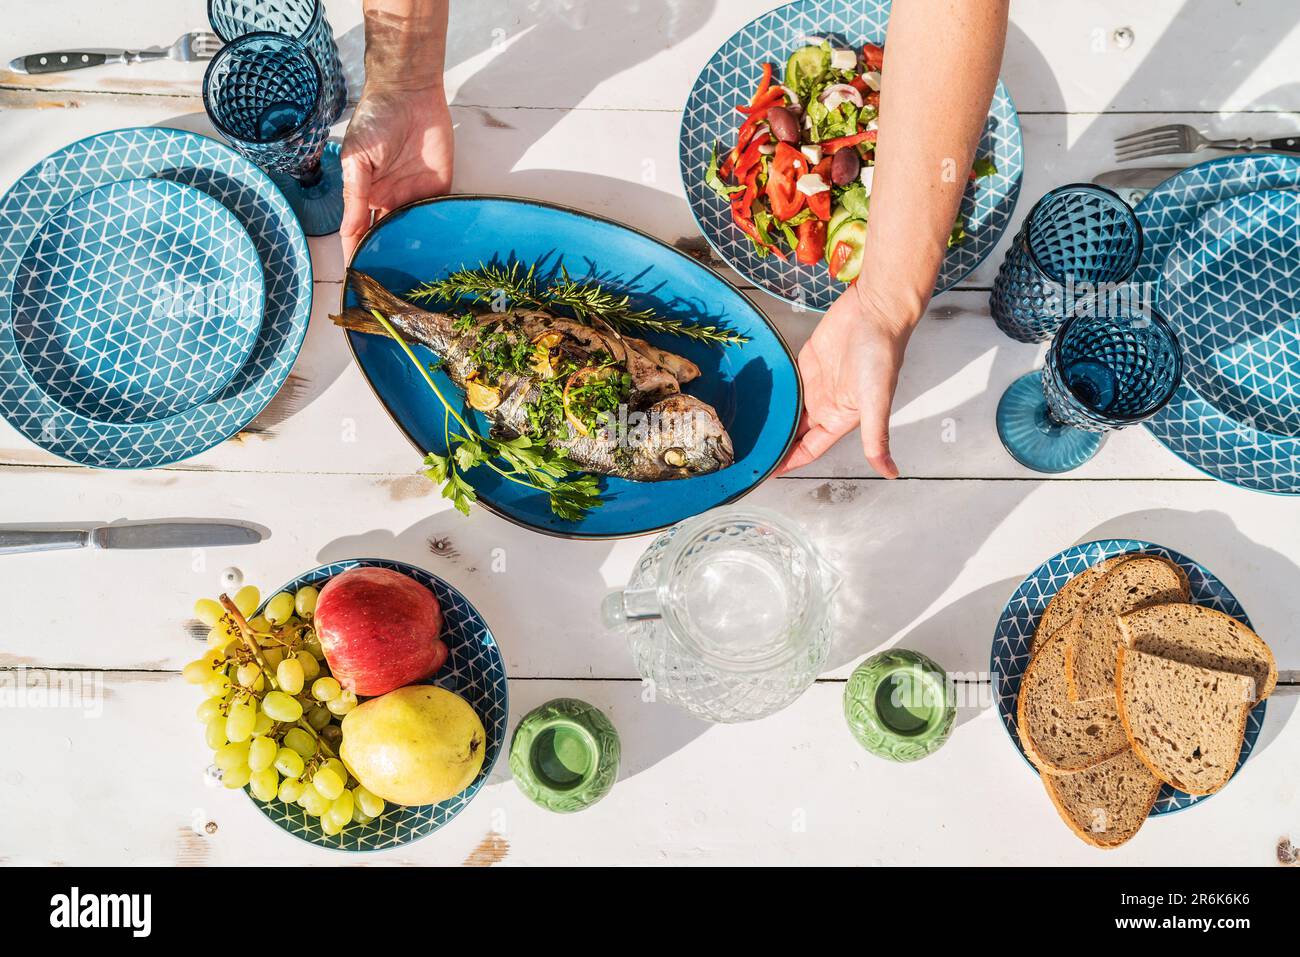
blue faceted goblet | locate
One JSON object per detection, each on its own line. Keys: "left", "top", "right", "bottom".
{"left": 997, "top": 300, "right": 1182, "bottom": 473}
{"left": 208, "top": 0, "right": 346, "bottom": 122}
{"left": 203, "top": 32, "right": 343, "bottom": 236}
{"left": 990, "top": 184, "right": 1143, "bottom": 343}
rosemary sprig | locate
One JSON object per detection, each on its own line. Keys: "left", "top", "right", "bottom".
{"left": 407, "top": 261, "right": 749, "bottom": 346}
{"left": 369, "top": 309, "right": 602, "bottom": 522}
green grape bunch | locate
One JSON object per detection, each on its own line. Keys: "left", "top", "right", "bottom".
{"left": 184, "top": 583, "right": 387, "bottom": 836}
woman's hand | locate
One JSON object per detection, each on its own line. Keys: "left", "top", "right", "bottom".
{"left": 340, "top": 83, "right": 454, "bottom": 260}
{"left": 780, "top": 283, "right": 918, "bottom": 479}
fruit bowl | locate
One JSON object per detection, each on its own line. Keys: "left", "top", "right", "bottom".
{"left": 248, "top": 558, "right": 509, "bottom": 851}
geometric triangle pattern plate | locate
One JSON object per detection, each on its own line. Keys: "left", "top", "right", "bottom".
{"left": 990, "top": 539, "right": 1266, "bottom": 816}
{"left": 248, "top": 559, "right": 509, "bottom": 852}
{"left": 12, "top": 177, "right": 264, "bottom": 424}
{"left": 1159, "top": 189, "right": 1300, "bottom": 439}
{"left": 0, "top": 127, "right": 310, "bottom": 468}
{"left": 1136, "top": 154, "right": 1300, "bottom": 494}
{"left": 679, "top": 0, "right": 1024, "bottom": 312}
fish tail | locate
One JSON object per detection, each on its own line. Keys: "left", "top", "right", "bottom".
{"left": 347, "top": 270, "right": 414, "bottom": 318}
{"left": 330, "top": 307, "right": 389, "bottom": 336}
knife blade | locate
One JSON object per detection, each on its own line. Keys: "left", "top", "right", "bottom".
{"left": 1092, "top": 167, "right": 1183, "bottom": 205}
{"left": 0, "top": 522, "right": 261, "bottom": 555}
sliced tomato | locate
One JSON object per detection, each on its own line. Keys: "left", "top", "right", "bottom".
{"left": 850, "top": 75, "right": 869, "bottom": 94}
{"left": 795, "top": 220, "right": 826, "bottom": 265}
{"left": 766, "top": 142, "right": 806, "bottom": 221}
{"left": 808, "top": 189, "right": 832, "bottom": 221}
{"left": 862, "top": 43, "right": 884, "bottom": 71}
{"left": 829, "top": 240, "right": 853, "bottom": 278}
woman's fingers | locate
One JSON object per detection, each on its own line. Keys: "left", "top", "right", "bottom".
{"left": 339, "top": 151, "right": 374, "bottom": 262}
{"left": 856, "top": 359, "right": 901, "bottom": 479}
{"left": 780, "top": 419, "right": 854, "bottom": 474}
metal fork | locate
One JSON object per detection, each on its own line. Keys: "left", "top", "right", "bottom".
{"left": 1115, "top": 123, "right": 1300, "bottom": 161}
{"left": 9, "top": 31, "right": 222, "bottom": 74}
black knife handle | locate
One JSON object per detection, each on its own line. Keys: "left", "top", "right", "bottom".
{"left": 20, "top": 51, "right": 110, "bottom": 74}
{"left": 1265, "top": 136, "right": 1300, "bottom": 154}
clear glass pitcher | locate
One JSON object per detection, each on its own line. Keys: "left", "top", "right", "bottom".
{"left": 602, "top": 506, "right": 841, "bottom": 723}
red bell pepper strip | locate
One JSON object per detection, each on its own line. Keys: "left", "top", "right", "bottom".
{"left": 850, "top": 75, "right": 869, "bottom": 94}
{"left": 733, "top": 134, "right": 769, "bottom": 183}
{"left": 751, "top": 62, "right": 774, "bottom": 105}
{"left": 828, "top": 240, "right": 853, "bottom": 279}
{"left": 795, "top": 220, "right": 826, "bottom": 265}
{"left": 820, "top": 129, "right": 878, "bottom": 153}
{"left": 862, "top": 43, "right": 884, "bottom": 71}
{"left": 737, "top": 86, "right": 785, "bottom": 115}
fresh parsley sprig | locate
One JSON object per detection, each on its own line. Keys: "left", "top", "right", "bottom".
{"left": 407, "top": 262, "right": 748, "bottom": 347}
{"left": 369, "top": 310, "right": 603, "bottom": 522}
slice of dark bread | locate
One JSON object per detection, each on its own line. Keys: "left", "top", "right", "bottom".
{"left": 1116, "top": 648, "right": 1256, "bottom": 795}
{"left": 1018, "top": 630, "right": 1129, "bottom": 772}
{"left": 1042, "top": 749, "right": 1162, "bottom": 848}
{"left": 1118, "top": 603, "right": 1277, "bottom": 701}
{"left": 1030, "top": 554, "right": 1131, "bottom": 655}
{"left": 1065, "top": 556, "right": 1190, "bottom": 702}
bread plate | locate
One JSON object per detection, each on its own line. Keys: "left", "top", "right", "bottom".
{"left": 991, "top": 539, "right": 1267, "bottom": 815}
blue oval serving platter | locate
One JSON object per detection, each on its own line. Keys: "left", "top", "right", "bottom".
{"left": 992, "top": 539, "right": 1266, "bottom": 816}
{"left": 12, "top": 177, "right": 264, "bottom": 424}
{"left": 1136, "top": 154, "right": 1300, "bottom": 494}
{"left": 248, "top": 558, "right": 508, "bottom": 852}
{"left": 344, "top": 195, "right": 801, "bottom": 540}
{"left": 679, "top": 0, "right": 1024, "bottom": 311}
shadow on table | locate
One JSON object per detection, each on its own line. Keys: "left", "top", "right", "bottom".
{"left": 314, "top": 506, "right": 713, "bottom": 781}
{"left": 1074, "top": 508, "right": 1300, "bottom": 759}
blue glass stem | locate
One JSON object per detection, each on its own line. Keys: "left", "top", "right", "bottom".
{"left": 996, "top": 371, "right": 1104, "bottom": 473}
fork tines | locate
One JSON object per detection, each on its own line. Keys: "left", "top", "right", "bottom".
{"left": 1114, "top": 124, "right": 1192, "bottom": 160}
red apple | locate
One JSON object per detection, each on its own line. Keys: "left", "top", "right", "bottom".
{"left": 314, "top": 567, "right": 448, "bottom": 696}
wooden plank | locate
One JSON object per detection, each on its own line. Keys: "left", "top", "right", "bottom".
{"left": 0, "top": 671, "right": 1293, "bottom": 865}
{"left": 3, "top": 1, "right": 1297, "bottom": 114}
{"left": 2, "top": 470, "right": 1297, "bottom": 678}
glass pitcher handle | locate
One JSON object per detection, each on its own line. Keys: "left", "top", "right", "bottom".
{"left": 600, "top": 586, "right": 663, "bottom": 629}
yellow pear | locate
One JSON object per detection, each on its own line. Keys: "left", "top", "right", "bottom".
{"left": 340, "top": 686, "right": 486, "bottom": 806}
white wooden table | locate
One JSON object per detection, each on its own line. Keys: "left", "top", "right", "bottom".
{"left": 1, "top": 0, "right": 1298, "bottom": 866}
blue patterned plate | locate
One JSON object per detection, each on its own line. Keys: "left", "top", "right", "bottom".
{"left": 679, "top": 0, "right": 1024, "bottom": 311}
{"left": 992, "top": 539, "right": 1266, "bottom": 815}
{"left": 12, "top": 177, "right": 264, "bottom": 423}
{"left": 1137, "top": 155, "right": 1300, "bottom": 494}
{"left": 345, "top": 195, "right": 801, "bottom": 540}
{"left": 0, "top": 127, "right": 311, "bottom": 468}
{"left": 248, "top": 559, "right": 509, "bottom": 852}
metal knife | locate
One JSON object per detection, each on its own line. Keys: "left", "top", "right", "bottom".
{"left": 1092, "top": 167, "right": 1182, "bottom": 206}
{"left": 0, "top": 522, "right": 261, "bottom": 556}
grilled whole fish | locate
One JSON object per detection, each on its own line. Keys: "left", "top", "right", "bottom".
{"left": 334, "top": 271, "right": 735, "bottom": 481}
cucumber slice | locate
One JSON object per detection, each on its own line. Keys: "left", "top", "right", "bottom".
{"left": 785, "top": 44, "right": 830, "bottom": 96}
{"left": 826, "top": 219, "right": 867, "bottom": 282}
{"left": 826, "top": 206, "right": 854, "bottom": 248}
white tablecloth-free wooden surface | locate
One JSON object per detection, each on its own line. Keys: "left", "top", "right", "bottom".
{"left": 1, "top": 0, "right": 1298, "bottom": 866}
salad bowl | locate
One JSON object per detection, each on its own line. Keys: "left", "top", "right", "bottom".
{"left": 343, "top": 195, "right": 801, "bottom": 540}
{"left": 680, "top": 0, "right": 1024, "bottom": 311}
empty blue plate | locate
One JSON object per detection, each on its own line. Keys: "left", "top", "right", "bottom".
{"left": 12, "top": 177, "right": 264, "bottom": 423}
{"left": 0, "top": 127, "right": 311, "bottom": 469}
{"left": 1160, "top": 188, "right": 1300, "bottom": 439}
{"left": 992, "top": 539, "right": 1266, "bottom": 816}
{"left": 679, "top": 0, "right": 1024, "bottom": 311}
{"left": 345, "top": 195, "right": 801, "bottom": 539}
{"left": 1137, "top": 155, "right": 1300, "bottom": 494}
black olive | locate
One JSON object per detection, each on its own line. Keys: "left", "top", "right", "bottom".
{"left": 766, "top": 106, "right": 800, "bottom": 144}
{"left": 831, "top": 147, "right": 861, "bottom": 186}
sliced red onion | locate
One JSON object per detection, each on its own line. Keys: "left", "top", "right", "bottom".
{"left": 818, "top": 84, "right": 864, "bottom": 110}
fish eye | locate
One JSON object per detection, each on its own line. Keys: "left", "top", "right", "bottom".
{"left": 663, "top": 448, "right": 687, "bottom": 467}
